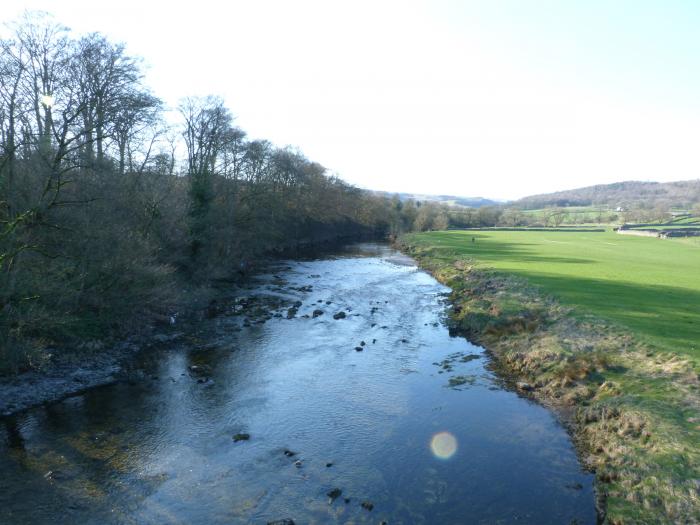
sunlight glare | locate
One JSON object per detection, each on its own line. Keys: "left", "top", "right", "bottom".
{"left": 430, "top": 431, "right": 458, "bottom": 460}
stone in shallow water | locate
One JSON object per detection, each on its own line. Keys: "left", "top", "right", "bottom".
{"left": 327, "top": 488, "right": 342, "bottom": 503}
{"left": 233, "top": 433, "right": 250, "bottom": 442}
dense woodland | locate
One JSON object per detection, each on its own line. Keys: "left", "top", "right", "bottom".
{"left": 0, "top": 14, "right": 462, "bottom": 371}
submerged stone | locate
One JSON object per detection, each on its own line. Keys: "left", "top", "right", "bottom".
{"left": 327, "top": 488, "right": 342, "bottom": 503}
{"left": 448, "top": 375, "right": 475, "bottom": 388}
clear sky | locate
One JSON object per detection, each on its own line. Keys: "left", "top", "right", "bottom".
{"left": 3, "top": 1, "right": 699, "bottom": 200}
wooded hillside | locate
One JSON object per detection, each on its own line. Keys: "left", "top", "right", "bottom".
{"left": 515, "top": 180, "right": 700, "bottom": 210}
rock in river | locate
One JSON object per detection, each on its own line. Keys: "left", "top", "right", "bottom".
{"left": 312, "top": 309, "right": 324, "bottom": 318}
{"left": 233, "top": 433, "right": 250, "bottom": 442}
{"left": 327, "top": 488, "right": 342, "bottom": 503}
{"left": 333, "top": 311, "right": 346, "bottom": 320}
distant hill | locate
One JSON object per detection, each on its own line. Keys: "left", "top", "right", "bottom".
{"left": 514, "top": 180, "right": 700, "bottom": 210}
{"left": 376, "top": 192, "right": 500, "bottom": 208}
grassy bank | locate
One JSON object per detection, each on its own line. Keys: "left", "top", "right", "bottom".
{"left": 401, "top": 230, "right": 699, "bottom": 524}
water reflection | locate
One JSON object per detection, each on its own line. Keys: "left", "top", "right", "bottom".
{"left": 0, "top": 243, "right": 595, "bottom": 524}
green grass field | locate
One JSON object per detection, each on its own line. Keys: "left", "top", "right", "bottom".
{"left": 521, "top": 206, "right": 614, "bottom": 225}
{"left": 408, "top": 229, "right": 700, "bottom": 364}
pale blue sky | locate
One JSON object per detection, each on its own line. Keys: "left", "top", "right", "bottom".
{"left": 4, "top": 1, "right": 699, "bottom": 199}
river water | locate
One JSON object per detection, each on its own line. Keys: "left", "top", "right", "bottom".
{"left": 0, "top": 243, "right": 595, "bottom": 524}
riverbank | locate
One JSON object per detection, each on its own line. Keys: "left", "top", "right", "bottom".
{"left": 399, "top": 236, "right": 700, "bottom": 525}
{"left": 0, "top": 332, "right": 176, "bottom": 416}
{"left": 0, "top": 261, "right": 305, "bottom": 416}
{"left": 0, "top": 235, "right": 383, "bottom": 415}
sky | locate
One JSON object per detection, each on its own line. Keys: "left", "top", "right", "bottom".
{"left": 3, "top": 0, "right": 699, "bottom": 200}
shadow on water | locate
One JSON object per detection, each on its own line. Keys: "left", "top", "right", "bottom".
{"left": 0, "top": 243, "right": 596, "bottom": 524}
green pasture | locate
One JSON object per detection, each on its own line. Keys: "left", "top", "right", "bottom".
{"left": 407, "top": 229, "right": 700, "bottom": 363}
{"left": 517, "top": 206, "right": 620, "bottom": 226}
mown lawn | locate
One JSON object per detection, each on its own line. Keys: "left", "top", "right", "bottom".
{"left": 406, "top": 229, "right": 700, "bottom": 364}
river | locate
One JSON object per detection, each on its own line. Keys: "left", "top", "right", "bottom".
{"left": 0, "top": 243, "right": 595, "bottom": 524}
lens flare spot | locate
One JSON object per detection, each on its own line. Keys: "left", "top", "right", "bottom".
{"left": 430, "top": 431, "right": 458, "bottom": 460}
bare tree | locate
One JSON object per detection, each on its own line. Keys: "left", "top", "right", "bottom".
{"left": 12, "top": 12, "right": 71, "bottom": 152}
{"left": 72, "top": 33, "right": 143, "bottom": 164}
{"left": 179, "top": 96, "right": 235, "bottom": 260}
{"left": 112, "top": 90, "right": 162, "bottom": 174}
